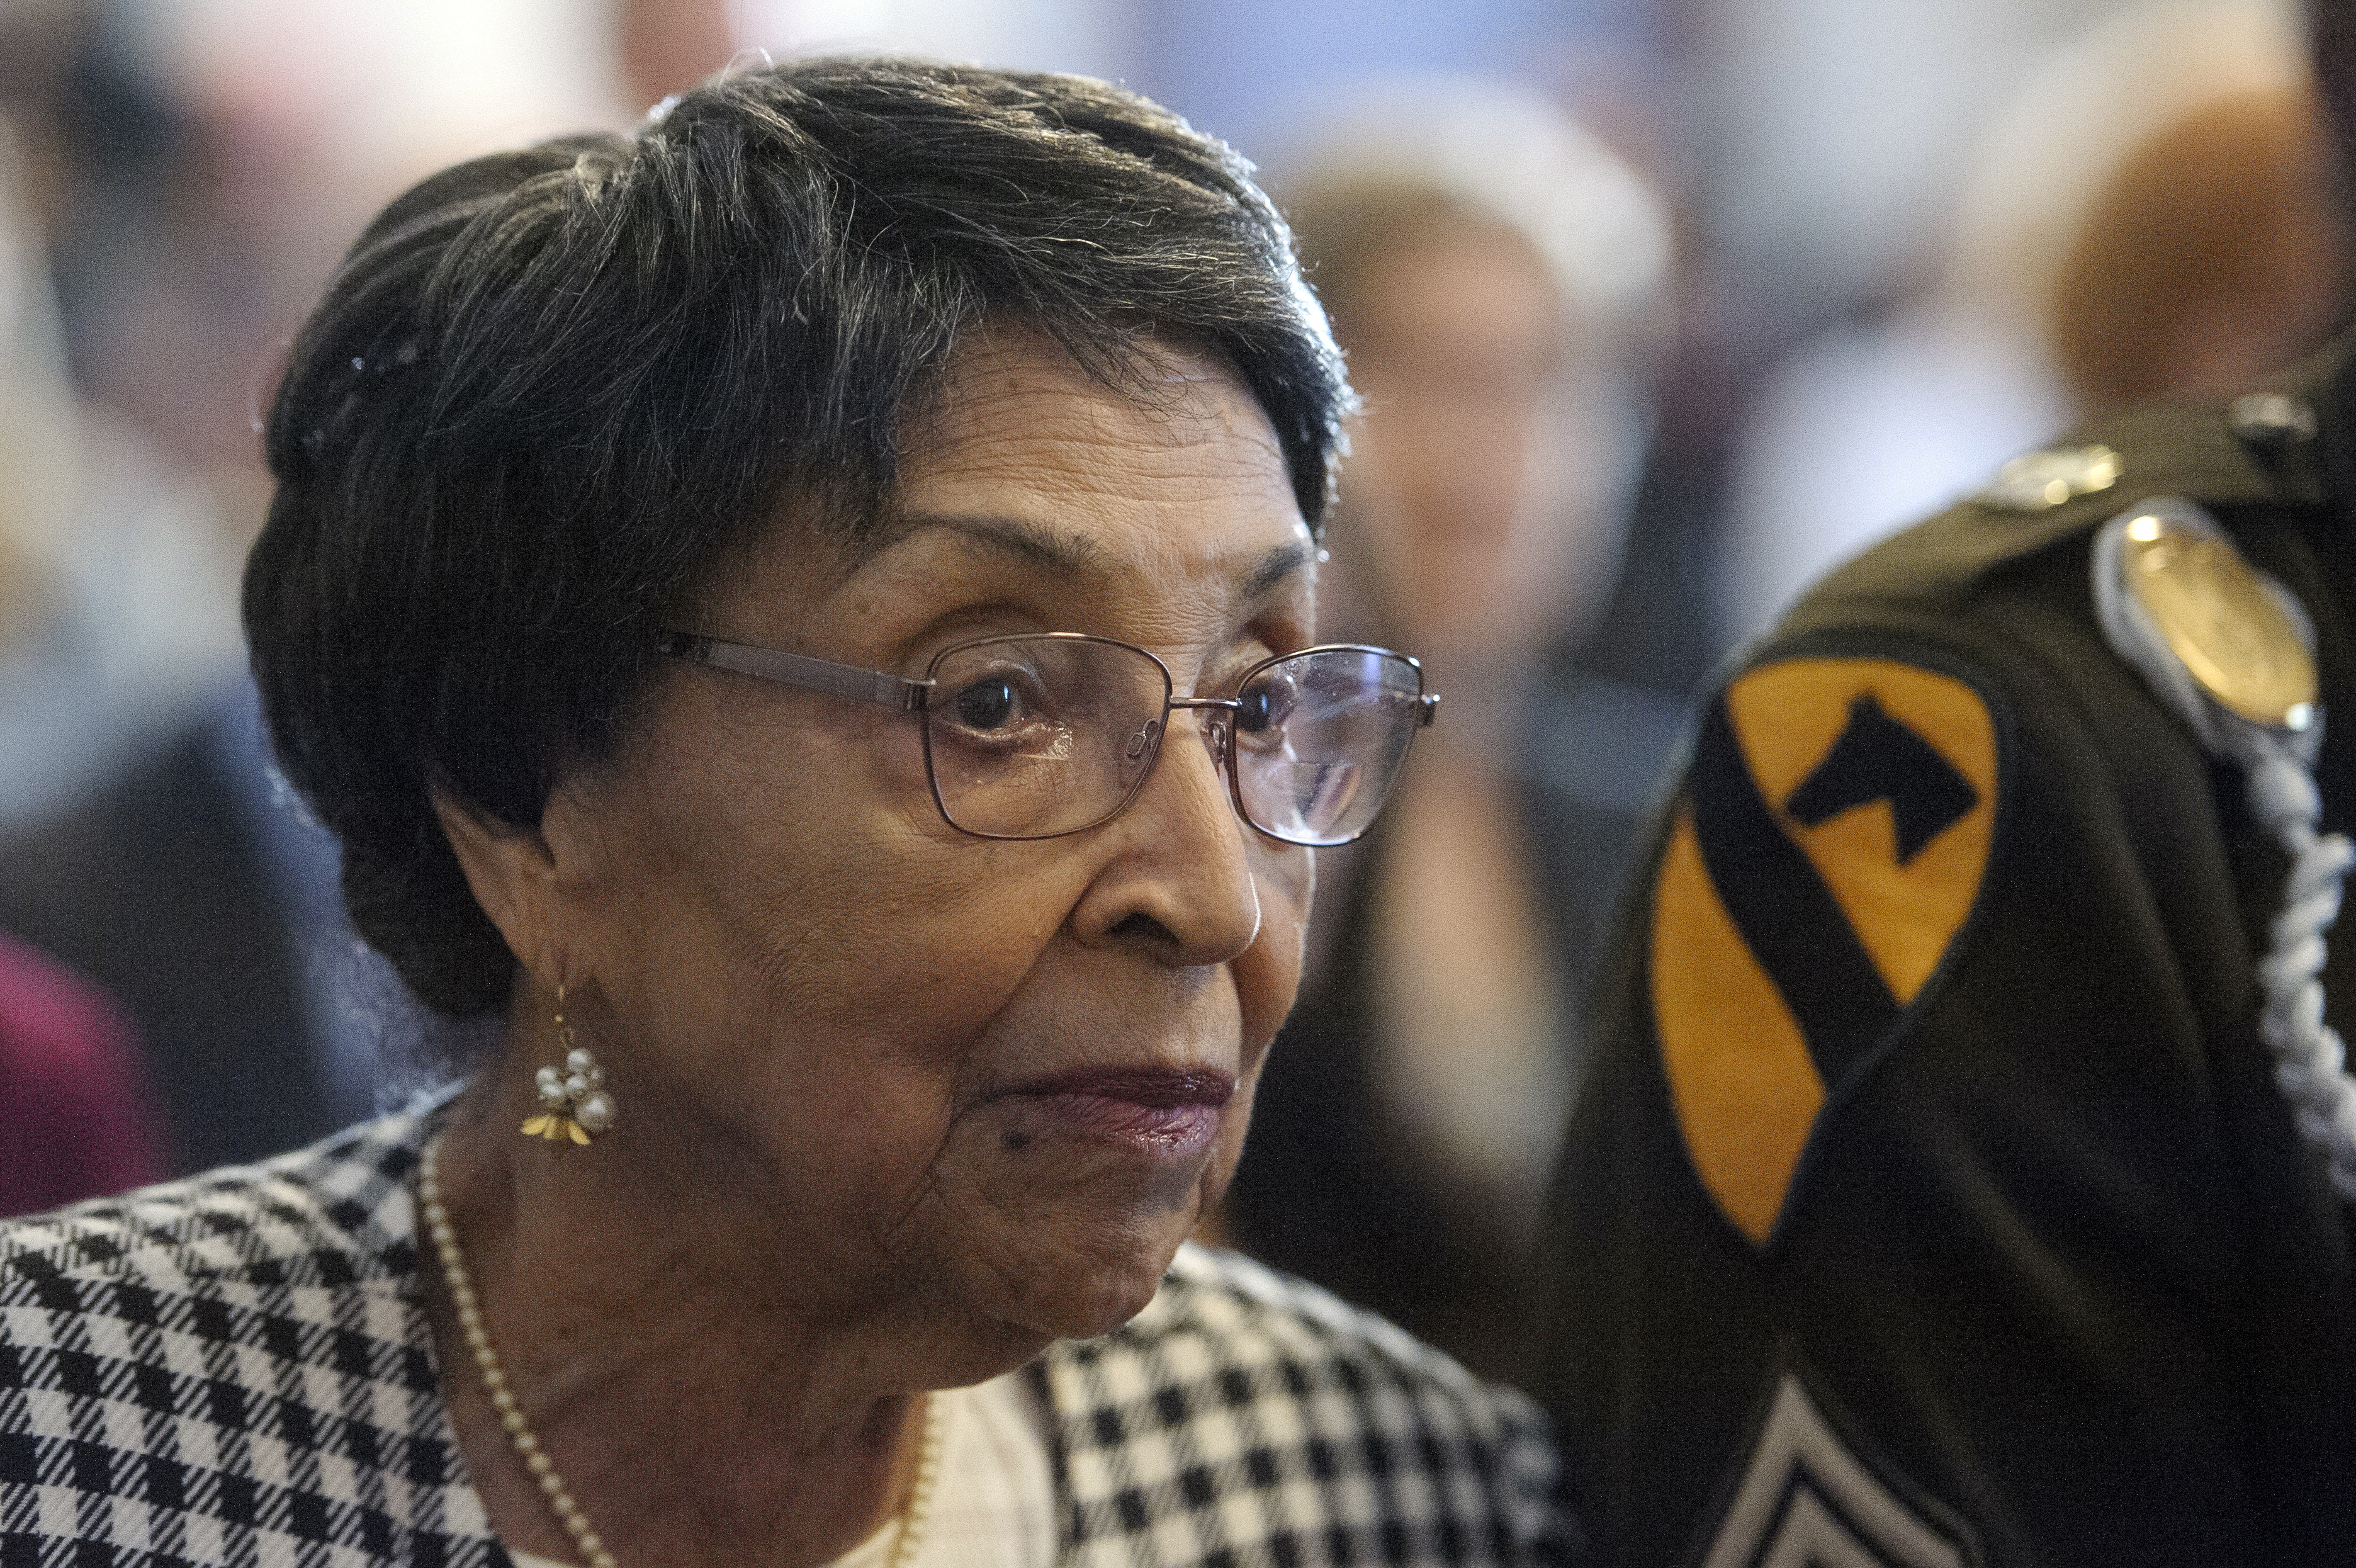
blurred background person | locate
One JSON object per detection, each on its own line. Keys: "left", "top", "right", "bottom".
{"left": 0, "top": 0, "right": 699, "bottom": 1173}
{"left": 1716, "top": 0, "right": 2346, "bottom": 645}
{"left": 0, "top": 22, "right": 237, "bottom": 830}
{"left": 0, "top": 930, "right": 161, "bottom": 1216}
{"left": 0, "top": 105, "right": 164, "bottom": 1212}
{"left": 1218, "top": 82, "right": 1682, "bottom": 1382}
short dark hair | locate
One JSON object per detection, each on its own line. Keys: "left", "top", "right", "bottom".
{"left": 245, "top": 57, "right": 1351, "bottom": 1020}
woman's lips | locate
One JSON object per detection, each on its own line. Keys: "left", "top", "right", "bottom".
{"left": 998, "top": 1069, "right": 1235, "bottom": 1154}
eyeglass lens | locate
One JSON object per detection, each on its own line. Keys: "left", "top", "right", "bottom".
{"left": 1232, "top": 646, "right": 1424, "bottom": 845}
{"left": 919, "top": 636, "right": 1425, "bottom": 845}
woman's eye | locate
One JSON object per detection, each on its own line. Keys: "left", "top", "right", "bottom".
{"left": 1234, "top": 670, "right": 1297, "bottom": 735}
{"left": 1234, "top": 685, "right": 1277, "bottom": 734}
{"left": 952, "top": 678, "right": 1020, "bottom": 731}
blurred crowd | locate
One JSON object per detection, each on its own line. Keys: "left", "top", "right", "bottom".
{"left": 1, "top": 0, "right": 2346, "bottom": 1383}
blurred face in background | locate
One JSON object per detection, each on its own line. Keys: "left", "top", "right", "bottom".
{"left": 1327, "top": 213, "right": 1626, "bottom": 688}
{"left": 3, "top": 0, "right": 697, "bottom": 532}
{"left": 2048, "top": 84, "right": 2348, "bottom": 415}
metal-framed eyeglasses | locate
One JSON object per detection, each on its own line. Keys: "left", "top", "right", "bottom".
{"left": 658, "top": 631, "right": 1440, "bottom": 846}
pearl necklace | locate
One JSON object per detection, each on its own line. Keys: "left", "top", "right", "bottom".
{"left": 418, "top": 1134, "right": 945, "bottom": 1568}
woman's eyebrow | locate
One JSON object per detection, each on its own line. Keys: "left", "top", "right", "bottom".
{"left": 1242, "top": 541, "right": 1312, "bottom": 600}
{"left": 865, "top": 514, "right": 1102, "bottom": 577}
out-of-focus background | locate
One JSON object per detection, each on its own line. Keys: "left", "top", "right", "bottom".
{"left": 0, "top": 0, "right": 2343, "bottom": 1375}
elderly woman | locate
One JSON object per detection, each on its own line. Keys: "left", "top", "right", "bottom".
{"left": 0, "top": 59, "right": 1564, "bottom": 1568}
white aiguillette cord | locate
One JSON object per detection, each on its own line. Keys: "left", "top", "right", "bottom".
{"left": 2095, "top": 500, "right": 2356, "bottom": 1199}
{"left": 417, "top": 1135, "right": 946, "bottom": 1568}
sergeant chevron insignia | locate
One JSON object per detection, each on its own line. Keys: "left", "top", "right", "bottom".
{"left": 1651, "top": 657, "right": 2000, "bottom": 1242}
{"left": 1700, "top": 1373, "right": 1978, "bottom": 1568}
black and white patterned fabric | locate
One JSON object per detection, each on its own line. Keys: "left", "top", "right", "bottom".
{"left": 3, "top": 1109, "right": 1569, "bottom": 1565}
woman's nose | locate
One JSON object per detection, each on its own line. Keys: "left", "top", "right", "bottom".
{"left": 1068, "top": 708, "right": 1260, "bottom": 966}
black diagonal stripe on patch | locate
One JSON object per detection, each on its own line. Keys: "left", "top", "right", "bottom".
{"left": 1689, "top": 694, "right": 1900, "bottom": 1086}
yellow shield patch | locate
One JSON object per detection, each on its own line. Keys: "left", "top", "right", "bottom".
{"left": 1652, "top": 657, "right": 1998, "bottom": 1243}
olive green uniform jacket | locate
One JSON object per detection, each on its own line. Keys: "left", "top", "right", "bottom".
{"left": 1538, "top": 342, "right": 2356, "bottom": 1567}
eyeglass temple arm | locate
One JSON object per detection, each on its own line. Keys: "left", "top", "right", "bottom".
{"left": 1416, "top": 693, "right": 1440, "bottom": 726}
{"left": 659, "top": 633, "right": 931, "bottom": 712}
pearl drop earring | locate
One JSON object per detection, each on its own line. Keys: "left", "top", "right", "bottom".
{"left": 521, "top": 984, "right": 617, "bottom": 1145}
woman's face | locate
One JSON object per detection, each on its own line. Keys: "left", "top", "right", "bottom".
{"left": 537, "top": 332, "right": 1316, "bottom": 1365}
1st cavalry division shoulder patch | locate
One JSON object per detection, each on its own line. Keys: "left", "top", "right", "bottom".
{"left": 1651, "top": 657, "right": 2000, "bottom": 1243}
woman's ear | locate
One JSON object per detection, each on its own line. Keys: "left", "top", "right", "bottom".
{"left": 431, "top": 790, "right": 565, "bottom": 984}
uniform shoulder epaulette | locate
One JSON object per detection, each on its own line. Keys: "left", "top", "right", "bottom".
{"left": 1789, "top": 388, "right": 2328, "bottom": 630}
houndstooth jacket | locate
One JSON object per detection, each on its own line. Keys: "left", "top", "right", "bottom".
{"left": 1, "top": 1109, "right": 1572, "bottom": 1566}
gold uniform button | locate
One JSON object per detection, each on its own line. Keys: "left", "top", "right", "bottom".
{"left": 2228, "top": 391, "right": 2317, "bottom": 451}
{"left": 1977, "top": 443, "right": 2123, "bottom": 510}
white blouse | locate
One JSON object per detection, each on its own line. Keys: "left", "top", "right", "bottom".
{"left": 505, "top": 1368, "right": 1056, "bottom": 1568}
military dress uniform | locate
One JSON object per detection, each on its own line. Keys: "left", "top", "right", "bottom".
{"left": 1538, "top": 339, "right": 2356, "bottom": 1567}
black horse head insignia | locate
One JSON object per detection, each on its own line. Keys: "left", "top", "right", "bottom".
{"left": 1784, "top": 694, "right": 1978, "bottom": 865}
